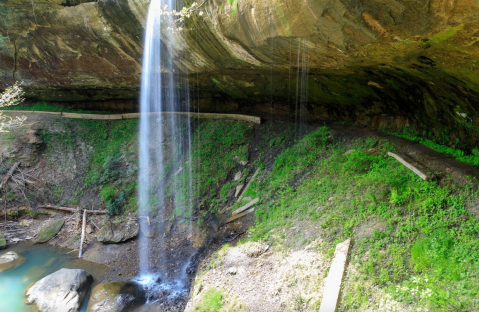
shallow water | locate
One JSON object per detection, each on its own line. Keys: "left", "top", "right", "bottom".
{"left": 0, "top": 243, "right": 109, "bottom": 312}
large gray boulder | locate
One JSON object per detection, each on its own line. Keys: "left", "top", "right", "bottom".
{"left": 0, "top": 251, "right": 25, "bottom": 273}
{"left": 36, "top": 219, "right": 64, "bottom": 243}
{"left": 96, "top": 220, "right": 139, "bottom": 244}
{"left": 86, "top": 282, "right": 146, "bottom": 312}
{"left": 25, "top": 268, "right": 93, "bottom": 312}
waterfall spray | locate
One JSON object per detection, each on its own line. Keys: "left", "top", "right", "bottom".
{"left": 138, "top": 0, "right": 195, "bottom": 300}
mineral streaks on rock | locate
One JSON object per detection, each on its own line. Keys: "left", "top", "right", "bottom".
{"left": 25, "top": 268, "right": 93, "bottom": 312}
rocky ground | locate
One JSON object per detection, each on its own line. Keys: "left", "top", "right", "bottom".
{"left": 2, "top": 112, "right": 479, "bottom": 311}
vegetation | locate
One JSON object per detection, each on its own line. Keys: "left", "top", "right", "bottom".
{"left": 39, "top": 118, "right": 138, "bottom": 214}
{"left": 169, "top": 119, "right": 253, "bottom": 222}
{"left": 240, "top": 126, "right": 479, "bottom": 311}
{"left": 387, "top": 129, "right": 479, "bottom": 166}
{"left": 195, "top": 288, "right": 224, "bottom": 311}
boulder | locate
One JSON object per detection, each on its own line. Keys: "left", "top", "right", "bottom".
{"left": 86, "top": 282, "right": 146, "bottom": 312}
{"left": 25, "top": 268, "right": 93, "bottom": 312}
{"left": 0, "top": 232, "right": 6, "bottom": 249}
{"left": 96, "top": 220, "right": 139, "bottom": 244}
{"left": 36, "top": 219, "right": 64, "bottom": 243}
{"left": 0, "top": 251, "right": 26, "bottom": 273}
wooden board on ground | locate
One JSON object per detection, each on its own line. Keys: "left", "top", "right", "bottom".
{"left": 319, "top": 238, "right": 352, "bottom": 312}
{"left": 239, "top": 169, "right": 260, "bottom": 201}
{"left": 387, "top": 152, "right": 433, "bottom": 181}
{"left": 226, "top": 208, "right": 255, "bottom": 223}
{"left": 232, "top": 198, "right": 259, "bottom": 216}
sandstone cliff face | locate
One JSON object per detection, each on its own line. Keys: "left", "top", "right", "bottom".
{"left": 1, "top": 0, "right": 479, "bottom": 146}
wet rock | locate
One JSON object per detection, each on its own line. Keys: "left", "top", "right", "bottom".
{"left": 0, "top": 251, "right": 25, "bottom": 273}
{"left": 26, "top": 268, "right": 93, "bottom": 312}
{"left": 36, "top": 219, "right": 64, "bottom": 243}
{"left": 0, "top": 232, "right": 6, "bottom": 249}
{"left": 86, "top": 282, "right": 146, "bottom": 312}
{"left": 97, "top": 220, "right": 139, "bottom": 243}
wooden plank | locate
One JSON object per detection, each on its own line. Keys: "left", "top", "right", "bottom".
{"left": 2, "top": 110, "right": 35, "bottom": 114}
{"left": 1, "top": 110, "right": 261, "bottom": 123}
{"left": 239, "top": 169, "right": 260, "bottom": 201}
{"left": 34, "top": 111, "right": 61, "bottom": 116}
{"left": 226, "top": 207, "right": 255, "bottom": 223}
{"left": 319, "top": 238, "right": 352, "bottom": 312}
{"left": 108, "top": 114, "right": 123, "bottom": 120}
{"left": 122, "top": 113, "right": 140, "bottom": 119}
{"left": 61, "top": 112, "right": 82, "bottom": 119}
{"left": 232, "top": 198, "right": 259, "bottom": 216}
{"left": 387, "top": 152, "right": 432, "bottom": 181}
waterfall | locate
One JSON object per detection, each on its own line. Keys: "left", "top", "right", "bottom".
{"left": 138, "top": 0, "right": 194, "bottom": 297}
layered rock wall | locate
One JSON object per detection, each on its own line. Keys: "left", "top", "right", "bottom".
{"left": 2, "top": 0, "right": 479, "bottom": 146}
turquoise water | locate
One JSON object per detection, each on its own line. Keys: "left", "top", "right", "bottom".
{"left": 0, "top": 243, "right": 108, "bottom": 312}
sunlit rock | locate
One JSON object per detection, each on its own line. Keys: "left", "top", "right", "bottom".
{"left": 0, "top": 251, "right": 25, "bottom": 273}
{"left": 25, "top": 268, "right": 93, "bottom": 312}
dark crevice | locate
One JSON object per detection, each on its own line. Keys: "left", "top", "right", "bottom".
{"left": 61, "top": 0, "right": 97, "bottom": 7}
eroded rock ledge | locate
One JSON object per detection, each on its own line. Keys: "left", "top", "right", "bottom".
{"left": 1, "top": 0, "right": 479, "bottom": 146}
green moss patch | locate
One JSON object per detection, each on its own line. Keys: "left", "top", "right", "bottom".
{"left": 195, "top": 288, "right": 224, "bottom": 311}
{"left": 36, "top": 219, "right": 64, "bottom": 243}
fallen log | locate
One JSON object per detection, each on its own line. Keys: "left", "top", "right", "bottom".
{"left": 84, "top": 209, "right": 108, "bottom": 215}
{"left": 37, "top": 205, "right": 107, "bottom": 215}
{"left": 38, "top": 205, "right": 78, "bottom": 213}
{"left": 78, "top": 210, "right": 86, "bottom": 258}
{"left": 0, "top": 162, "right": 20, "bottom": 192}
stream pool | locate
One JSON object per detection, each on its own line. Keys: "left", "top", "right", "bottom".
{"left": 0, "top": 243, "right": 109, "bottom": 312}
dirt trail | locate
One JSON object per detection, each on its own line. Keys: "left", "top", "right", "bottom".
{"left": 330, "top": 124, "right": 479, "bottom": 183}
